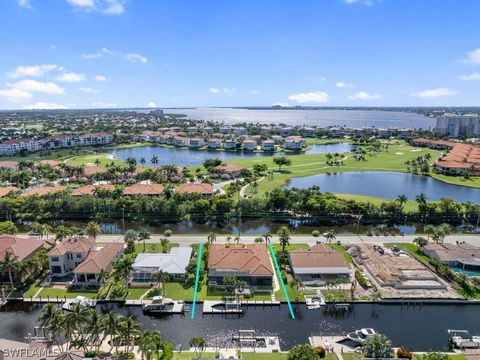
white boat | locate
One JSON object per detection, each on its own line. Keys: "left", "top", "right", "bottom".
{"left": 62, "top": 296, "right": 97, "bottom": 311}
{"left": 448, "top": 330, "right": 480, "bottom": 349}
{"left": 346, "top": 328, "right": 377, "bottom": 344}
{"left": 142, "top": 296, "right": 185, "bottom": 313}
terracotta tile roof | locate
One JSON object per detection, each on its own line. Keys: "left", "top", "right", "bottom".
{"left": 123, "top": 183, "right": 164, "bottom": 195}
{"left": 83, "top": 166, "right": 107, "bottom": 176}
{"left": 74, "top": 243, "right": 124, "bottom": 274}
{"left": 21, "top": 185, "right": 67, "bottom": 197}
{"left": 175, "top": 183, "right": 214, "bottom": 194}
{"left": 208, "top": 244, "right": 274, "bottom": 276}
{"left": 0, "top": 234, "right": 46, "bottom": 261}
{"left": 0, "top": 161, "right": 18, "bottom": 169}
{"left": 0, "top": 186, "right": 18, "bottom": 198}
{"left": 71, "top": 184, "right": 116, "bottom": 196}
{"left": 289, "top": 244, "right": 349, "bottom": 269}
{"left": 36, "top": 160, "right": 62, "bottom": 168}
{"left": 215, "top": 163, "right": 245, "bottom": 173}
{"left": 48, "top": 237, "right": 95, "bottom": 256}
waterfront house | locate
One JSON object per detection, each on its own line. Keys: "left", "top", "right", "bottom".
{"left": 243, "top": 139, "right": 257, "bottom": 151}
{"left": 48, "top": 237, "right": 96, "bottom": 278}
{"left": 0, "top": 161, "right": 18, "bottom": 170}
{"left": 73, "top": 243, "right": 124, "bottom": 286}
{"left": 214, "top": 163, "right": 245, "bottom": 179}
{"left": 187, "top": 126, "right": 198, "bottom": 134}
{"left": 131, "top": 247, "right": 192, "bottom": 282}
{"left": 377, "top": 128, "right": 390, "bottom": 138}
{"left": 283, "top": 136, "right": 306, "bottom": 150}
{"left": 0, "top": 138, "right": 44, "bottom": 155}
{"left": 329, "top": 127, "right": 343, "bottom": 138}
{"left": 71, "top": 184, "right": 116, "bottom": 196}
{"left": 0, "top": 186, "right": 18, "bottom": 198}
{"left": 175, "top": 183, "right": 214, "bottom": 196}
{"left": 261, "top": 140, "right": 275, "bottom": 152}
{"left": 220, "top": 126, "right": 233, "bottom": 134}
{"left": 43, "top": 134, "right": 78, "bottom": 149}
{"left": 202, "top": 127, "right": 214, "bottom": 134}
{"left": 288, "top": 244, "right": 351, "bottom": 285}
{"left": 423, "top": 243, "right": 480, "bottom": 272}
{"left": 21, "top": 185, "right": 67, "bottom": 197}
{"left": 188, "top": 137, "right": 205, "bottom": 148}
{"left": 0, "top": 235, "right": 46, "bottom": 282}
{"left": 301, "top": 127, "right": 316, "bottom": 138}
{"left": 260, "top": 126, "right": 272, "bottom": 136}
{"left": 78, "top": 132, "right": 113, "bottom": 146}
{"left": 207, "top": 244, "right": 274, "bottom": 288}
{"left": 123, "top": 183, "right": 164, "bottom": 196}
{"left": 280, "top": 127, "right": 295, "bottom": 137}
{"left": 174, "top": 136, "right": 188, "bottom": 147}
{"left": 234, "top": 127, "right": 248, "bottom": 136}
{"left": 271, "top": 135, "right": 283, "bottom": 143}
{"left": 224, "top": 139, "right": 237, "bottom": 150}
{"left": 207, "top": 138, "right": 223, "bottom": 149}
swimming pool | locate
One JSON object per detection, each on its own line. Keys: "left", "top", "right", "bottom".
{"left": 452, "top": 267, "right": 480, "bottom": 277}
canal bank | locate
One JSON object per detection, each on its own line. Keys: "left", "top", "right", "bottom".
{"left": 2, "top": 301, "right": 480, "bottom": 352}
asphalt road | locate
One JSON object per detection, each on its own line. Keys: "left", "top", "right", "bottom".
{"left": 94, "top": 233, "right": 480, "bottom": 246}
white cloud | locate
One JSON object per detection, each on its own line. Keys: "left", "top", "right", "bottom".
{"left": 463, "top": 49, "right": 480, "bottom": 64}
{"left": 23, "top": 102, "right": 69, "bottom": 110}
{"left": 410, "top": 87, "right": 459, "bottom": 98}
{"left": 250, "top": 89, "right": 259, "bottom": 95}
{"left": 95, "top": 75, "right": 107, "bottom": 82}
{"left": 288, "top": 91, "right": 330, "bottom": 103}
{"left": 223, "top": 87, "right": 236, "bottom": 95}
{"left": 335, "top": 81, "right": 354, "bottom": 88}
{"left": 78, "top": 87, "right": 98, "bottom": 93}
{"left": 348, "top": 91, "right": 382, "bottom": 100}
{"left": 209, "top": 88, "right": 220, "bottom": 94}
{"left": 66, "top": 0, "right": 125, "bottom": 14}
{"left": 16, "top": 0, "right": 32, "bottom": 9}
{"left": 342, "top": 0, "right": 381, "bottom": 4}
{"left": 125, "top": 53, "right": 148, "bottom": 64}
{"left": 7, "top": 64, "right": 58, "bottom": 78}
{"left": 147, "top": 101, "right": 157, "bottom": 108}
{"left": 0, "top": 88, "right": 32, "bottom": 101}
{"left": 92, "top": 101, "right": 118, "bottom": 108}
{"left": 459, "top": 72, "right": 480, "bottom": 81}
{"left": 56, "top": 72, "right": 86, "bottom": 83}
{"left": 12, "top": 80, "right": 65, "bottom": 94}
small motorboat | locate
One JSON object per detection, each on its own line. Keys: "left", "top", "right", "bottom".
{"left": 62, "top": 296, "right": 97, "bottom": 311}
{"left": 448, "top": 330, "right": 480, "bottom": 349}
{"left": 142, "top": 296, "right": 184, "bottom": 313}
{"left": 346, "top": 328, "right": 377, "bottom": 344}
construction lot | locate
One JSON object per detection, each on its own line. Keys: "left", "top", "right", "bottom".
{"left": 348, "top": 243, "right": 460, "bottom": 299}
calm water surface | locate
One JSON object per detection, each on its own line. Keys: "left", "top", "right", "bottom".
{"left": 164, "top": 108, "right": 434, "bottom": 129}
{"left": 1, "top": 302, "right": 479, "bottom": 351}
{"left": 287, "top": 172, "right": 480, "bottom": 203}
{"left": 111, "top": 143, "right": 352, "bottom": 166}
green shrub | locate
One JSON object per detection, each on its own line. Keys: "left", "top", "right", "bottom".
{"left": 312, "top": 230, "right": 321, "bottom": 237}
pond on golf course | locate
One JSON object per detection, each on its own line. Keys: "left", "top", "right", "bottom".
{"left": 286, "top": 171, "right": 480, "bottom": 203}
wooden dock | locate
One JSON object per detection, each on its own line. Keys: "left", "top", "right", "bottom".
{"left": 203, "top": 300, "right": 243, "bottom": 314}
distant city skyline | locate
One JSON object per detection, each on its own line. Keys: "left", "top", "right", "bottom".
{"left": 1, "top": 0, "right": 479, "bottom": 109}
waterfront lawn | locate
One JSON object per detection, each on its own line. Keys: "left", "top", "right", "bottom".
{"left": 329, "top": 243, "right": 354, "bottom": 264}
{"left": 66, "top": 153, "right": 124, "bottom": 167}
{"left": 125, "top": 287, "right": 151, "bottom": 300}
{"left": 23, "top": 279, "right": 42, "bottom": 298}
{"left": 37, "top": 287, "right": 98, "bottom": 299}
{"left": 335, "top": 193, "right": 420, "bottom": 212}
{"left": 341, "top": 354, "right": 363, "bottom": 360}
{"left": 273, "top": 243, "right": 310, "bottom": 252}
{"left": 164, "top": 282, "right": 195, "bottom": 300}
{"left": 134, "top": 242, "right": 179, "bottom": 254}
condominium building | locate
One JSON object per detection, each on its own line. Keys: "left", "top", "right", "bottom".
{"left": 435, "top": 114, "right": 480, "bottom": 138}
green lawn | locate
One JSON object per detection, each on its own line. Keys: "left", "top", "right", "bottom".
{"left": 273, "top": 243, "right": 310, "bottom": 252}
{"left": 329, "top": 243, "right": 354, "bottom": 264}
{"left": 172, "top": 352, "right": 216, "bottom": 360}
{"left": 164, "top": 282, "right": 195, "bottom": 300}
{"left": 23, "top": 280, "right": 42, "bottom": 298}
{"left": 125, "top": 287, "right": 151, "bottom": 300}
{"left": 339, "top": 354, "right": 362, "bottom": 360}
{"left": 134, "top": 242, "right": 179, "bottom": 254}
{"left": 36, "top": 287, "right": 99, "bottom": 299}
{"left": 335, "top": 193, "right": 420, "bottom": 212}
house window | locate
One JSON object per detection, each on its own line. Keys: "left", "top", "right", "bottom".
{"left": 76, "top": 254, "right": 82, "bottom": 258}
{"left": 51, "top": 266, "right": 62, "bottom": 274}
{"left": 51, "top": 257, "right": 59, "bottom": 262}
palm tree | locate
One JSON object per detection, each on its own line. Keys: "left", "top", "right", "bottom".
{"left": 323, "top": 229, "right": 336, "bottom": 244}
{"left": 38, "top": 303, "right": 55, "bottom": 329}
{"left": 48, "top": 310, "right": 66, "bottom": 352}
{"left": 140, "top": 157, "right": 146, "bottom": 166}
{"left": 262, "top": 231, "right": 272, "bottom": 244}
{"left": 94, "top": 158, "right": 101, "bottom": 167}
{"left": 207, "top": 232, "right": 216, "bottom": 245}
{"left": 153, "top": 271, "right": 170, "bottom": 295}
{"left": 84, "top": 221, "right": 102, "bottom": 240}
{"left": 150, "top": 155, "right": 159, "bottom": 167}
{"left": 85, "top": 309, "right": 104, "bottom": 352}
{"left": 41, "top": 223, "right": 53, "bottom": 243}
{"left": 66, "top": 303, "right": 90, "bottom": 343}
{"left": 114, "top": 257, "right": 134, "bottom": 291}
{"left": 103, "top": 310, "right": 120, "bottom": 353}
{"left": 97, "top": 269, "right": 109, "bottom": 285}
{"left": 160, "top": 238, "right": 170, "bottom": 253}
{"left": 139, "top": 330, "right": 155, "bottom": 360}
{"left": 277, "top": 226, "right": 291, "bottom": 254}
{"left": 396, "top": 194, "right": 408, "bottom": 210}
{"left": 138, "top": 229, "right": 151, "bottom": 252}
{"left": 0, "top": 251, "right": 20, "bottom": 288}
{"left": 119, "top": 315, "right": 141, "bottom": 353}
{"left": 189, "top": 337, "right": 207, "bottom": 359}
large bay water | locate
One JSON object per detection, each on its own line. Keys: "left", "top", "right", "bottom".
{"left": 164, "top": 108, "right": 434, "bottom": 129}
{"left": 1, "top": 302, "right": 479, "bottom": 352}
{"left": 287, "top": 171, "right": 480, "bottom": 203}
{"left": 111, "top": 143, "right": 352, "bottom": 166}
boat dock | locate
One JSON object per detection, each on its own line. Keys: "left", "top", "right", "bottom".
{"left": 203, "top": 300, "right": 243, "bottom": 314}
{"left": 305, "top": 294, "right": 326, "bottom": 309}
{"left": 308, "top": 332, "right": 354, "bottom": 353}
{"left": 231, "top": 330, "right": 281, "bottom": 352}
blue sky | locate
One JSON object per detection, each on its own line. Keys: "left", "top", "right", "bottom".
{"left": 1, "top": 0, "right": 480, "bottom": 109}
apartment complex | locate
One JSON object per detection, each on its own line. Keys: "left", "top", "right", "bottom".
{"left": 435, "top": 114, "right": 480, "bottom": 138}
